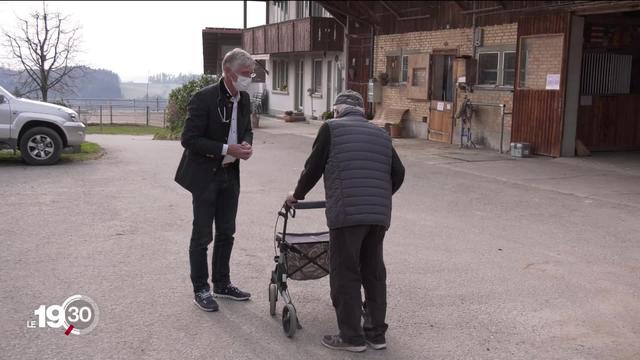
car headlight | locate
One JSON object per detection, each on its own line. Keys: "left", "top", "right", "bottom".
{"left": 68, "top": 112, "right": 79, "bottom": 122}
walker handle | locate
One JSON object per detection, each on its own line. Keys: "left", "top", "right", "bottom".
{"left": 291, "top": 200, "right": 326, "bottom": 210}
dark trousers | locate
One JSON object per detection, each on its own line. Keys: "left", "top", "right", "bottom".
{"left": 189, "top": 166, "right": 239, "bottom": 293}
{"left": 329, "top": 224, "right": 388, "bottom": 346}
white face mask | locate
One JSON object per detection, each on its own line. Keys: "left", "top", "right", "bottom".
{"left": 233, "top": 73, "right": 252, "bottom": 92}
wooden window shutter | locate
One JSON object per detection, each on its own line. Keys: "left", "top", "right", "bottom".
{"left": 407, "top": 53, "right": 430, "bottom": 100}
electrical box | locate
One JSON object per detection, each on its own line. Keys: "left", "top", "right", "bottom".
{"left": 368, "top": 78, "right": 382, "bottom": 103}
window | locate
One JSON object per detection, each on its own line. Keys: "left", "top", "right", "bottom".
{"left": 273, "top": 0, "right": 289, "bottom": 23}
{"left": 476, "top": 49, "right": 517, "bottom": 87}
{"left": 310, "top": 1, "right": 330, "bottom": 17}
{"left": 502, "top": 52, "right": 516, "bottom": 87}
{"left": 296, "top": 1, "right": 310, "bottom": 19}
{"left": 386, "top": 55, "right": 408, "bottom": 84}
{"left": 312, "top": 59, "right": 323, "bottom": 95}
{"left": 272, "top": 59, "right": 289, "bottom": 92}
{"left": 401, "top": 56, "right": 409, "bottom": 83}
{"left": 431, "top": 54, "right": 454, "bottom": 102}
{"left": 336, "top": 63, "right": 343, "bottom": 94}
{"left": 478, "top": 53, "right": 499, "bottom": 85}
{"left": 253, "top": 60, "right": 266, "bottom": 83}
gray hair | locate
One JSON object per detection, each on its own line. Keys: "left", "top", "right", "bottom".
{"left": 333, "top": 104, "right": 365, "bottom": 116}
{"left": 221, "top": 48, "right": 255, "bottom": 73}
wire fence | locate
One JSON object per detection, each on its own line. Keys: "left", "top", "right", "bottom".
{"left": 58, "top": 98, "right": 170, "bottom": 127}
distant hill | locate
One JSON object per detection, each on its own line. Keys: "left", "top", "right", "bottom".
{"left": 0, "top": 66, "right": 122, "bottom": 99}
{"left": 69, "top": 66, "right": 122, "bottom": 99}
{"left": 120, "top": 82, "right": 182, "bottom": 100}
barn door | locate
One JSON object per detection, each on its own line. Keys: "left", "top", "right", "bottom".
{"left": 428, "top": 53, "right": 456, "bottom": 143}
{"left": 512, "top": 14, "right": 571, "bottom": 157}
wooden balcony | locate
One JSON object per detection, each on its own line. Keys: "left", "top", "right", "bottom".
{"left": 243, "top": 17, "right": 344, "bottom": 55}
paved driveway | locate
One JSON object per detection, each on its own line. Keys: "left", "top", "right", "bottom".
{"left": 1, "top": 120, "right": 639, "bottom": 359}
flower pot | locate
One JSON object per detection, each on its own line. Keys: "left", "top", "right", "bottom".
{"left": 389, "top": 125, "right": 403, "bottom": 138}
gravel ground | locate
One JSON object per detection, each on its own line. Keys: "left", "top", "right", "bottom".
{"left": 1, "top": 119, "right": 639, "bottom": 360}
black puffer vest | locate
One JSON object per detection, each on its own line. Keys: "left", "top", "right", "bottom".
{"left": 324, "top": 109, "right": 394, "bottom": 229}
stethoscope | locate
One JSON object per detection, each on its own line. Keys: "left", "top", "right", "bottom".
{"left": 217, "top": 94, "right": 238, "bottom": 124}
{"left": 217, "top": 103, "right": 229, "bottom": 124}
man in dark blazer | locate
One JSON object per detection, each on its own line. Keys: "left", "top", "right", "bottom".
{"left": 175, "top": 48, "right": 255, "bottom": 312}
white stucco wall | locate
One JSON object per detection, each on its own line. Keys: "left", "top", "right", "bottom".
{"left": 263, "top": 52, "right": 344, "bottom": 118}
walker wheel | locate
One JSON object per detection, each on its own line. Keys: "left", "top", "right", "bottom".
{"left": 269, "top": 283, "right": 278, "bottom": 316}
{"left": 282, "top": 304, "right": 297, "bottom": 338}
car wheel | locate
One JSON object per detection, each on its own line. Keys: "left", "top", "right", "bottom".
{"left": 19, "top": 127, "right": 63, "bottom": 165}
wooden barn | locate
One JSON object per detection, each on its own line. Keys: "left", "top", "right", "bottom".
{"left": 314, "top": 1, "right": 640, "bottom": 156}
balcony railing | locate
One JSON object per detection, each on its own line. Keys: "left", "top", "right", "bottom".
{"left": 243, "top": 17, "right": 344, "bottom": 55}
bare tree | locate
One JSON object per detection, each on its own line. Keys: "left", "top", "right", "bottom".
{"left": 3, "top": 2, "right": 81, "bottom": 101}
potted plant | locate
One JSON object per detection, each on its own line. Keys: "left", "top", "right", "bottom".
{"left": 284, "top": 110, "right": 300, "bottom": 123}
{"left": 321, "top": 111, "right": 334, "bottom": 121}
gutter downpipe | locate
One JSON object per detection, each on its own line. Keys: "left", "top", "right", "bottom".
{"left": 370, "top": 23, "right": 375, "bottom": 117}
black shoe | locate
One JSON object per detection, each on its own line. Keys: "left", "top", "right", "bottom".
{"left": 365, "top": 338, "right": 387, "bottom": 350}
{"left": 193, "top": 290, "right": 219, "bottom": 312}
{"left": 213, "top": 284, "right": 251, "bottom": 301}
{"left": 321, "top": 335, "right": 366, "bottom": 353}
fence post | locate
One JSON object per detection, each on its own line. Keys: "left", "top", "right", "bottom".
{"left": 156, "top": 96, "right": 159, "bottom": 112}
{"left": 146, "top": 106, "right": 150, "bottom": 126}
{"left": 100, "top": 105, "right": 103, "bottom": 133}
{"left": 110, "top": 105, "right": 113, "bottom": 125}
{"left": 133, "top": 99, "right": 136, "bottom": 113}
{"left": 163, "top": 109, "right": 166, "bottom": 128}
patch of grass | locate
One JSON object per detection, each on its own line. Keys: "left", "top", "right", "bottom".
{"left": 0, "top": 141, "right": 103, "bottom": 163}
{"left": 86, "top": 123, "right": 162, "bottom": 135}
{"left": 152, "top": 128, "right": 181, "bottom": 140}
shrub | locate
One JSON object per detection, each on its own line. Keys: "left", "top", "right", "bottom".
{"left": 321, "top": 111, "right": 334, "bottom": 120}
{"left": 165, "top": 74, "right": 218, "bottom": 137}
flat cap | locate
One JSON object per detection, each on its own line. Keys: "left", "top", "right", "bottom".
{"left": 333, "top": 90, "right": 364, "bottom": 108}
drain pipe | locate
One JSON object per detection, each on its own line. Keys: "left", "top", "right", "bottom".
{"left": 471, "top": 2, "right": 477, "bottom": 59}
{"left": 500, "top": 104, "right": 505, "bottom": 154}
{"left": 370, "top": 24, "right": 375, "bottom": 117}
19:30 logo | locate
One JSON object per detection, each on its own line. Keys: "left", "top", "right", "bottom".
{"left": 28, "top": 295, "right": 99, "bottom": 335}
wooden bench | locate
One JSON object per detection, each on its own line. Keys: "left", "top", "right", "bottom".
{"left": 371, "top": 106, "right": 409, "bottom": 138}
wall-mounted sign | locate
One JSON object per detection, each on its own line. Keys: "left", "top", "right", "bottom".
{"left": 546, "top": 74, "right": 560, "bottom": 90}
{"left": 436, "top": 102, "right": 445, "bottom": 111}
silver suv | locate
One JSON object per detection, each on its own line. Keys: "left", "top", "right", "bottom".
{"left": 0, "top": 85, "right": 86, "bottom": 165}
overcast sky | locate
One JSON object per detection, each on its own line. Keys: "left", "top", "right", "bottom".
{"left": 0, "top": 1, "right": 266, "bottom": 82}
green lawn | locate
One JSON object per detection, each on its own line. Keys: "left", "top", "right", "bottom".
{"left": 0, "top": 141, "right": 103, "bottom": 162}
{"left": 86, "top": 123, "right": 162, "bottom": 135}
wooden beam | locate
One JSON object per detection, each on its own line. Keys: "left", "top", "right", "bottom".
{"left": 460, "top": 5, "right": 503, "bottom": 14}
{"left": 381, "top": 1, "right": 401, "bottom": 18}
{"left": 353, "top": 0, "right": 381, "bottom": 23}
{"left": 320, "top": 1, "right": 379, "bottom": 27}
{"left": 454, "top": 1, "right": 467, "bottom": 11}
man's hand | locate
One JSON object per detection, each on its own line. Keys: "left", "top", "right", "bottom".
{"left": 241, "top": 141, "right": 253, "bottom": 160}
{"left": 286, "top": 191, "right": 298, "bottom": 207}
{"left": 227, "top": 143, "right": 252, "bottom": 160}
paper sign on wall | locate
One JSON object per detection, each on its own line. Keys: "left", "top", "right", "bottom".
{"left": 546, "top": 74, "right": 560, "bottom": 90}
{"left": 436, "top": 102, "right": 445, "bottom": 111}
